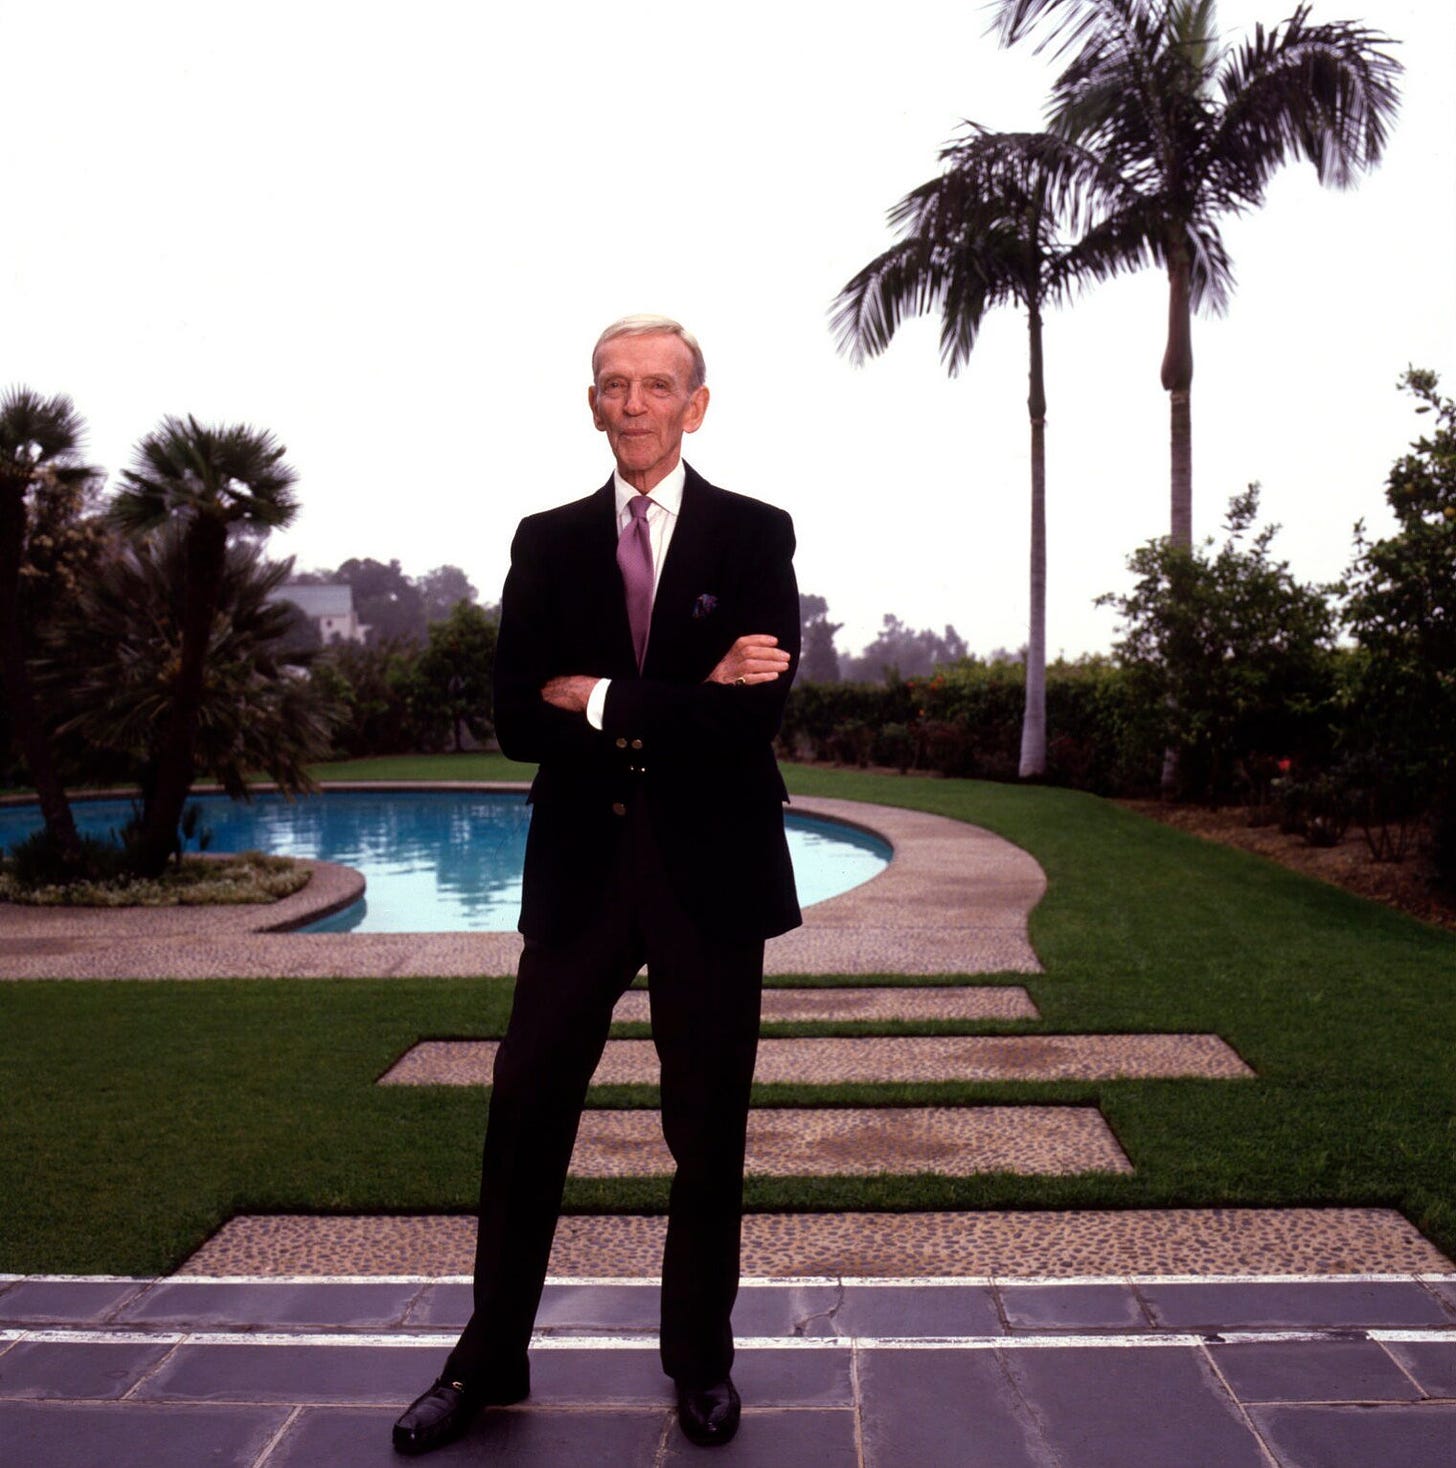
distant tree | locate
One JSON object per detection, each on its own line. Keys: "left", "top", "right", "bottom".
{"left": 832, "top": 124, "right": 1132, "bottom": 776}
{"left": 412, "top": 600, "right": 499, "bottom": 751}
{"left": 1100, "top": 484, "right": 1337, "bottom": 801}
{"left": 52, "top": 527, "right": 337, "bottom": 814}
{"left": 419, "top": 563, "right": 479, "bottom": 624}
{"left": 841, "top": 615, "right": 970, "bottom": 684}
{"left": 995, "top": 0, "right": 1402, "bottom": 550}
{"left": 1340, "top": 369, "right": 1456, "bottom": 876}
{"left": 313, "top": 640, "right": 427, "bottom": 757}
{"left": 334, "top": 556, "right": 427, "bottom": 645}
{"left": 799, "top": 593, "right": 843, "bottom": 683}
{"left": 0, "top": 388, "right": 102, "bottom": 866}
{"left": 109, "top": 415, "right": 299, "bottom": 875}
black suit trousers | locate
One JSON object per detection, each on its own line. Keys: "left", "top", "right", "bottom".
{"left": 446, "top": 799, "right": 764, "bottom": 1390}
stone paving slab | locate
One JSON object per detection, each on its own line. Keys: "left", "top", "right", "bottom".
{"left": 176, "top": 1208, "right": 1453, "bottom": 1279}
{"left": 1206, "top": 1338, "right": 1426, "bottom": 1402}
{"left": 560, "top": 1106, "right": 1130, "bottom": 1178}
{"left": 1248, "top": 1402, "right": 1456, "bottom": 1468}
{"left": 0, "top": 1400, "right": 292, "bottom": 1468}
{"left": 380, "top": 1033, "right": 1254, "bottom": 1087}
{"left": 613, "top": 984, "right": 1040, "bottom": 1024}
{"left": 0, "top": 795, "right": 1046, "bottom": 978}
{"left": 4, "top": 1329, "right": 1454, "bottom": 1468}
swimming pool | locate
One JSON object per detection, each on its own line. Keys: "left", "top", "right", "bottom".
{"left": 0, "top": 789, "right": 891, "bottom": 933}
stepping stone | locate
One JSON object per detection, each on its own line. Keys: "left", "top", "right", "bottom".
{"left": 565, "top": 1107, "right": 1128, "bottom": 1177}
{"left": 611, "top": 986, "right": 1039, "bottom": 1024}
{"left": 179, "top": 1207, "right": 1454, "bottom": 1278}
{"left": 379, "top": 1034, "right": 1252, "bottom": 1087}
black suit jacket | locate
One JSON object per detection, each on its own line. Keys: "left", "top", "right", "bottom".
{"left": 493, "top": 463, "right": 802, "bottom": 944}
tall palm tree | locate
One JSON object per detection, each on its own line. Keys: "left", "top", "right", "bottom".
{"left": 109, "top": 416, "right": 299, "bottom": 874}
{"left": 831, "top": 127, "right": 1132, "bottom": 776}
{"left": 994, "top": 0, "right": 1402, "bottom": 549}
{"left": 0, "top": 388, "right": 99, "bottom": 867}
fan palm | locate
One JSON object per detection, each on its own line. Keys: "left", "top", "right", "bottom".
{"left": 0, "top": 387, "right": 99, "bottom": 866}
{"left": 994, "top": 0, "right": 1402, "bottom": 548}
{"left": 831, "top": 126, "right": 1133, "bottom": 776}
{"left": 50, "top": 524, "right": 336, "bottom": 815}
{"left": 109, "top": 416, "right": 300, "bottom": 873}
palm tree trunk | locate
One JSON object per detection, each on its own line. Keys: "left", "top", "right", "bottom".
{"left": 1160, "top": 250, "right": 1195, "bottom": 796}
{"left": 0, "top": 479, "right": 83, "bottom": 865}
{"left": 133, "top": 518, "right": 228, "bottom": 875}
{"left": 1019, "top": 304, "right": 1048, "bottom": 780}
{"left": 1161, "top": 252, "right": 1195, "bottom": 551}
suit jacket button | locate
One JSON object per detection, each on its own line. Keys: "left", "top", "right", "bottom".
{"left": 615, "top": 737, "right": 628, "bottom": 749}
{"left": 630, "top": 738, "right": 644, "bottom": 750}
{"left": 611, "top": 801, "right": 627, "bottom": 816}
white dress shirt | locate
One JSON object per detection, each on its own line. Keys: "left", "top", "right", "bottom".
{"left": 584, "top": 459, "right": 686, "bottom": 728}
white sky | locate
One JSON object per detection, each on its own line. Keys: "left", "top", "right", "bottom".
{"left": 4, "top": 0, "right": 1452, "bottom": 660}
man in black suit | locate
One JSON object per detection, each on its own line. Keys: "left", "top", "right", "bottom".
{"left": 394, "top": 315, "right": 801, "bottom": 1455}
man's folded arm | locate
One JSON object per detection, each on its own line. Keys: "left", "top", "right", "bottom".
{"left": 492, "top": 528, "right": 606, "bottom": 766}
{"left": 601, "top": 512, "right": 799, "bottom": 750}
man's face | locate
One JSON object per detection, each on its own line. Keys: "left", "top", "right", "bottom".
{"left": 589, "top": 332, "right": 709, "bottom": 493}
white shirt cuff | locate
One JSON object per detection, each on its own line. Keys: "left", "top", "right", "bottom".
{"left": 585, "top": 677, "right": 610, "bottom": 730}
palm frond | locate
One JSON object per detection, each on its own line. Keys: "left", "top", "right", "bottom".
{"left": 1211, "top": 6, "right": 1402, "bottom": 199}
{"left": 830, "top": 236, "right": 961, "bottom": 365}
{"left": 111, "top": 416, "right": 299, "bottom": 537}
{"left": 0, "top": 387, "right": 91, "bottom": 478}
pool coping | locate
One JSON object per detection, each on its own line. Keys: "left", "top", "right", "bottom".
{"left": 0, "top": 783, "right": 1045, "bottom": 979}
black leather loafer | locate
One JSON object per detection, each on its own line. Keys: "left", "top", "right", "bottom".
{"left": 392, "top": 1373, "right": 527, "bottom": 1456}
{"left": 676, "top": 1375, "right": 741, "bottom": 1447}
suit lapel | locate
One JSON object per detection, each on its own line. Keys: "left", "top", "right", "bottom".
{"left": 645, "top": 464, "right": 717, "bottom": 678}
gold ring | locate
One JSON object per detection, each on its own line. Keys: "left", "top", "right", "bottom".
{"left": 734, "top": 676, "right": 746, "bottom": 686}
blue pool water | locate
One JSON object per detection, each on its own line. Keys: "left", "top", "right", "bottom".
{"left": 0, "top": 790, "right": 890, "bottom": 933}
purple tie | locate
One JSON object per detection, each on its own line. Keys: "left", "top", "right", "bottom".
{"left": 617, "top": 495, "right": 653, "bottom": 670}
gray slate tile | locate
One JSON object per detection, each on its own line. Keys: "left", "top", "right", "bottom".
{"left": 663, "top": 1407, "right": 858, "bottom": 1465}
{"left": 0, "top": 1340, "right": 174, "bottom": 1401}
{"left": 1250, "top": 1402, "right": 1456, "bottom": 1467}
{"left": 999, "top": 1283, "right": 1147, "bottom": 1332}
{"left": 0, "top": 1280, "right": 144, "bottom": 1326}
{"left": 404, "top": 1280, "right": 472, "bottom": 1328}
{"left": 734, "top": 1284, "right": 844, "bottom": 1339}
{"left": 0, "top": 1399, "right": 288, "bottom": 1468}
{"left": 536, "top": 1282, "right": 659, "bottom": 1333}
{"left": 1138, "top": 1280, "right": 1450, "bottom": 1331}
{"left": 266, "top": 1403, "right": 668, "bottom": 1467}
{"left": 1001, "top": 1344, "right": 1268, "bottom": 1467}
{"left": 528, "top": 1346, "right": 855, "bottom": 1409}
{"left": 1208, "top": 1339, "right": 1422, "bottom": 1403}
{"left": 859, "top": 1348, "right": 1052, "bottom": 1467}
{"left": 115, "top": 1279, "right": 419, "bottom": 1329}
{"left": 133, "top": 1341, "right": 440, "bottom": 1404}
{"left": 1423, "top": 1278, "right": 1456, "bottom": 1317}
{"left": 836, "top": 1284, "right": 1001, "bottom": 1338}
{"left": 1385, "top": 1341, "right": 1456, "bottom": 1399}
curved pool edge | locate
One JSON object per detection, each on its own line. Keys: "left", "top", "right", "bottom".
{"left": 257, "top": 859, "right": 367, "bottom": 933}
{"left": 0, "top": 788, "right": 1046, "bottom": 978}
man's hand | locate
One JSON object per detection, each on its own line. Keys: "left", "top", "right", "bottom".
{"left": 540, "top": 675, "right": 600, "bottom": 713}
{"left": 706, "top": 634, "right": 791, "bottom": 686}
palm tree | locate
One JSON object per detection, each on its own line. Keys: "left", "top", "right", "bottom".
{"left": 0, "top": 388, "right": 99, "bottom": 867}
{"left": 831, "top": 127, "right": 1132, "bottom": 776}
{"left": 51, "top": 523, "right": 337, "bottom": 809}
{"left": 109, "top": 416, "right": 299, "bottom": 874}
{"left": 994, "top": 0, "right": 1402, "bottom": 549}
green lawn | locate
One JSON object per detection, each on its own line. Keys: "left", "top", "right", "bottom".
{"left": 2, "top": 757, "right": 1452, "bottom": 1273}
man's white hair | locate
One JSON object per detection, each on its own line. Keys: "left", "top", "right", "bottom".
{"left": 592, "top": 314, "right": 706, "bottom": 391}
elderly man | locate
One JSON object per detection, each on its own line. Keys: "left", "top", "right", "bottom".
{"left": 393, "top": 315, "right": 801, "bottom": 1454}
